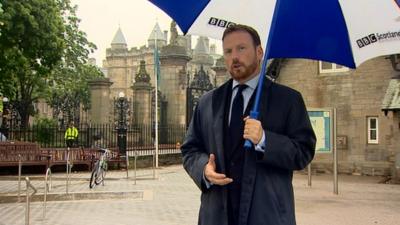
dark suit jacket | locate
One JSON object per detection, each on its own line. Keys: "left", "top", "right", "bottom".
{"left": 181, "top": 77, "right": 316, "bottom": 225}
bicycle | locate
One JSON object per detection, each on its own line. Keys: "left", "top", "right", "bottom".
{"left": 89, "top": 147, "right": 109, "bottom": 188}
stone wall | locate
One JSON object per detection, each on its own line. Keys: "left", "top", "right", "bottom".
{"left": 106, "top": 53, "right": 155, "bottom": 98}
{"left": 277, "top": 57, "right": 399, "bottom": 176}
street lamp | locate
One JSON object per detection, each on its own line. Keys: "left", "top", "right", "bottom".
{"left": 115, "top": 92, "right": 129, "bottom": 154}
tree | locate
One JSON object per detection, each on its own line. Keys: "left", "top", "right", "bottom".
{"left": 48, "top": 64, "right": 103, "bottom": 125}
{"left": 0, "top": 1, "right": 14, "bottom": 99}
{"left": 0, "top": 0, "right": 65, "bottom": 127}
{"left": 0, "top": 2, "right": 3, "bottom": 36}
{"left": 0, "top": 0, "right": 98, "bottom": 127}
{"left": 47, "top": 0, "right": 103, "bottom": 125}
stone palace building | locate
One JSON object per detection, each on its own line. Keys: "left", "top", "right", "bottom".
{"left": 92, "top": 22, "right": 226, "bottom": 127}
{"left": 53, "top": 21, "right": 400, "bottom": 178}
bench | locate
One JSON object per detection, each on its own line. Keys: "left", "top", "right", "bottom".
{"left": 0, "top": 141, "right": 50, "bottom": 168}
{"left": 0, "top": 142, "right": 127, "bottom": 171}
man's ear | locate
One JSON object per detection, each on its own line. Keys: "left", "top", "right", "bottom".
{"left": 256, "top": 45, "right": 263, "bottom": 62}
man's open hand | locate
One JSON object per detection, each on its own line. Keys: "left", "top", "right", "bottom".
{"left": 204, "top": 154, "right": 233, "bottom": 185}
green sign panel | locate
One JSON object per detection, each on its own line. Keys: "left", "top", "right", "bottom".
{"left": 308, "top": 109, "right": 332, "bottom": 153}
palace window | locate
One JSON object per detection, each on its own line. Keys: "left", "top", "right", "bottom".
{"left": 319, "top": 61, "right": 349, "bottom": 74}
{"left": 367, "top": 117, "right": 379, "bottom": 144}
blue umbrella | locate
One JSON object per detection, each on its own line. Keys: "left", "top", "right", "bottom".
{"left": 149, "top": 0, "right": 400, "bottom": 147}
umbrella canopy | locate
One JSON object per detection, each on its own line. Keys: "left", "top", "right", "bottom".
{"left": 149, "top": 0, "right": 400, "bottom": 147}
{"left": 150, "top": 0, "right": 400, "bottom": 68}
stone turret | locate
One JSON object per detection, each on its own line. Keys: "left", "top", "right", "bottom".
{"left": 148, "top": 22, "right": 167, "bottom": 49}
{"left": 111, "top": 27, "right": 127, "bottom": 50}
{"left": 192, "top": 36, "right": 214, "bottom": 71}
{"left": 105, "top": 27, "right": 132, "bottom": 98}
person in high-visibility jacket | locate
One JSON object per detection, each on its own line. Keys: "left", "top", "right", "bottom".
{"left": 65, "top": 122, "right": 78, "bottom": 148}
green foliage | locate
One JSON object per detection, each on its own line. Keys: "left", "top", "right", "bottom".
{"left": 33, "top": 117, "right": 58, "bottom": 145}
{"left": 0, "top": 0, "right": 65, "bottom": 101}
{"left": 56, "top": 0, "right": 97, "bottom": 67}
{"left": 0, "top": 0, "right": 99, "bottom": 127}
{"left": 48, "top": 64, "right": 104, "bottom": 121}
{"left": 0, "top": 2, "right": 3, "bottom": 36}
{"left": 46, "top": 0, "right": 103, "bottom": 122}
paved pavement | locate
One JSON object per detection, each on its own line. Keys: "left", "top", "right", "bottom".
{"left": 0, "top": 165, "right": 399, "bottom": 225}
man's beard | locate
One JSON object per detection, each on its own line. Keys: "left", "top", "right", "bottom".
{"left": 229, "top": 59, "right": 259, "bottom": 81}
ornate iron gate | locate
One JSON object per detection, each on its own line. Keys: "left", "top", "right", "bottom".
{"left": 186, "top": 65, "right": 214, "bottom": 126}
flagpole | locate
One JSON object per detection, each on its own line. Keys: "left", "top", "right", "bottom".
{"left": 154, "top": 31, "right": 159, "bottom": 168}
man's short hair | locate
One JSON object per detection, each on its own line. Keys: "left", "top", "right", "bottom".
{"left": 222, "top": 24, "right": 261, "bottom": 47}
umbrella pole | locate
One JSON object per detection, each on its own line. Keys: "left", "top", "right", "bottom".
{"left": 244, "top": 50, "right": 269, "bottom": 149}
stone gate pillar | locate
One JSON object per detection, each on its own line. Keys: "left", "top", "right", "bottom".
{"left": 159, "top": 44, "right": 191, "bottom": 126}
{"left": 213, "top": 56, "right": 229, "bottom": 87}
{"left": 132, "top": 60, "right": 152, "bottom": 126}
{"left": 88, "top": 78, "right": 113, "bottom": 124}
{"left": 131, "top": 60, "right": 153, "bottom": 145}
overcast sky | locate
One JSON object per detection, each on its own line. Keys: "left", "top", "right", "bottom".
{"left": 71, "top": 0, "right": 221, "bottom": 67}
{"left": 71, "top": 0, "right": 173, "bottom": 66}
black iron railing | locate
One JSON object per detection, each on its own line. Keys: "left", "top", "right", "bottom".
{"left": 3, "top": 124, "right": 187, "bottom": 149}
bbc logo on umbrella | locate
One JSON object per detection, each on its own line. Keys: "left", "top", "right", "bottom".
{"left": 208, "top": 17, "right": 236, "bottom": 28}
{"left": 356, "top": 34, "right": 377, "bottom": 48}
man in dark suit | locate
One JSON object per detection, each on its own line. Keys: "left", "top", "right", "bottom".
{"left": 181, "top": 24, "right": 316, "bottom": 225}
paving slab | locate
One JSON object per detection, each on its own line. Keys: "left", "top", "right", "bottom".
{"left": 0, "top": 165, "right": 399, "bottom": 225}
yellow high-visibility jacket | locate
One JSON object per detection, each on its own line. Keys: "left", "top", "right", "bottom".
{"left": 65, "top": 127, "right": 78, "bottom": 140}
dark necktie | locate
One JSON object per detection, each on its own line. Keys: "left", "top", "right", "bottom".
{"left": 229, "top": 84, "right": 247, "bottom": 150}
